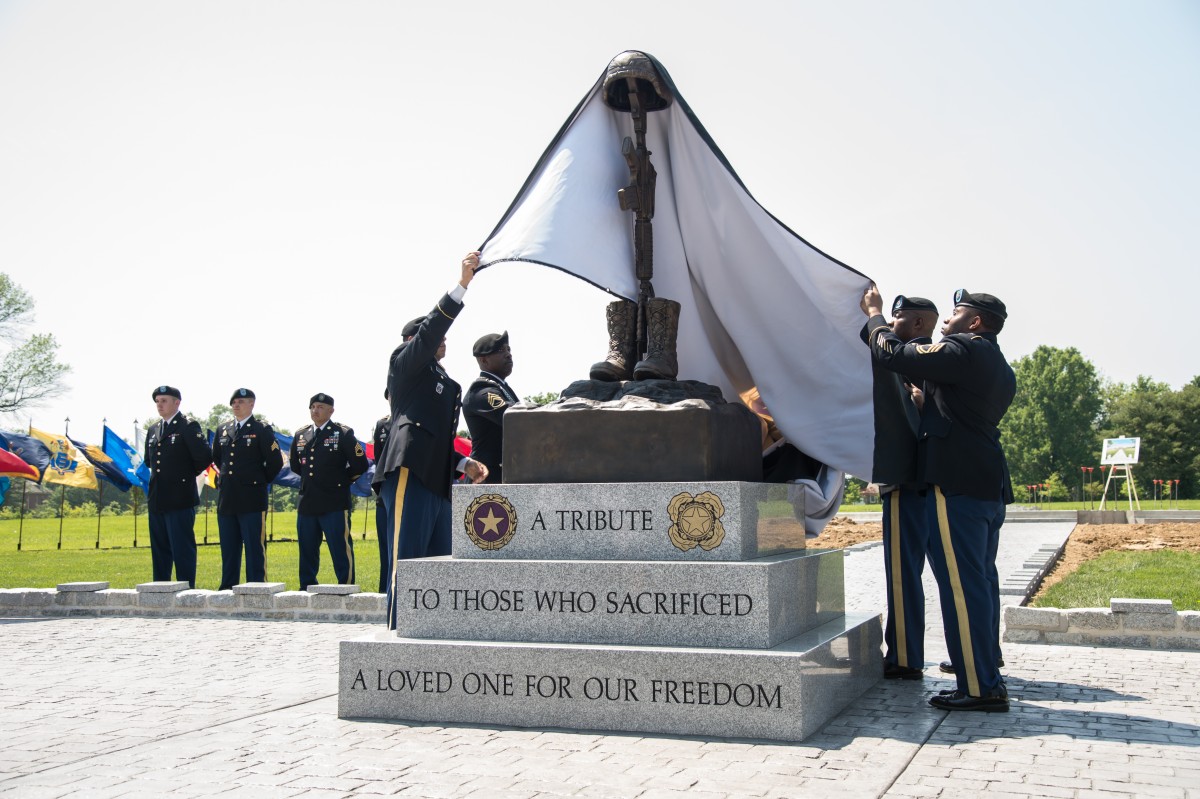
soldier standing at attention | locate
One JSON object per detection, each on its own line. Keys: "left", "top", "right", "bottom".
{"left": 463, "top": 331, "right": 518, "bottom": 484}
{"left": 145, "top": 386, "right": 212, "bottom": 588}
{"left": 212, "top": 388, "right": 284, "bottom": 590}
{"left": 291, "top": 393, "right": 368, "bottom": 590}
{"left": 862, "top": 285, "right": 1015, "bottom": 712}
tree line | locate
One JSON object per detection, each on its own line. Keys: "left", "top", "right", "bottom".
{"left": 1001, "top": 346, "right": 1199, "bottom": 501}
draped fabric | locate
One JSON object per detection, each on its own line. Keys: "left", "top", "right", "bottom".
{"left": 480, "top": 54, "right": 875, "bottom": 480}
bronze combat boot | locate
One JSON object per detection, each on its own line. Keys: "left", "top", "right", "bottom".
{"left": 589, "top": 299, "right": 638, "bottom": 381}
{"left": 633, "top": 297, "right": 680, "bottom": 381}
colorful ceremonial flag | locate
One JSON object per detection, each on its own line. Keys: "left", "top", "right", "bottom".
{"left": 0, "top": 476, "right": 9, "bottom": 506}
{"left": 350, "top": 464, "right": 375, "bottom": 498}
{"left": 272, "top": 431, "right": 301, "bottom": 489}
{"left": 70, "top": 435, "right": 133, "bottom": 492}
{"left": 0, "top": 435, "right": 42, "bottom": 480}
{"left": 102, "top": 425, "right": 150, "bottom": 490}
{"left": 30, "top": 427, "right": 98, "bottom": 489}
{"left": 0, "top": 432, "right": 52, "bottom": 479}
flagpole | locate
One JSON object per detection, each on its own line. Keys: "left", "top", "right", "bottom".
{"left": 58, "top": 416, "right": 69, "bottom": 549}
{"left": 17, "top": 478, "right": 27, "bottom": 551}
{"left": 95, "top": 418, "right": 105, "bottom": 549}
{"left": 132, "top": 419, "right": 140, "bottom": 547}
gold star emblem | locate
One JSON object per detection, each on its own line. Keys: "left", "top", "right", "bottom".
{"left": 477, "top": 507, "right": 505, "bottom": 536}
{"left": 678, "top": 503, "right": 714, "bottom": 539}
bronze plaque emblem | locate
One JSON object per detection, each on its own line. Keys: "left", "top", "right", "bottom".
{"left": 666, "top": 491, "right": 726, "bottom": 552}
{"left": 464, "top": 493, "right": 518, "bottom": 551}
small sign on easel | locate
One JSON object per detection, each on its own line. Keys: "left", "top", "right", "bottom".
{"left": 1099, "top": 436, "right": 1141, "bottom": 511}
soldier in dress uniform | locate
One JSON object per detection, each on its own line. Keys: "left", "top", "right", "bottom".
{"left": 290, "top": 393, "right": 368, "bottom": 590}
{"left": 862, "top": 285, "right": 1016, "bottom": 713}
{"left": 373, "top": 252, "right": 489, "bottom": 628}
{"left": 145, "top": 386, "right": 212, "bottom": 588}
{"left": 211, "top": 388, "right": 284, "bottom": 590}
{"left": 463, "top": 331, "right": 518, "bottom": 484}
{"left": 860, "top": 295, "right": 939, "bottom": 681}
{"left": 372, "top": 389, "right": 391, "bottom": 594}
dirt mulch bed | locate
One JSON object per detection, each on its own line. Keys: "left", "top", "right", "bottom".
{"left": 811, "top": 516, "right": 882, "bottom": 549}
{"left": 1031, "top": 522, "right": 1200, "bottom": 599}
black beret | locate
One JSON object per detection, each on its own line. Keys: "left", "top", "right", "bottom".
{"left": 472, "top": 330, "right": 509, "bottom": 357}
{"left": 401, "top": 316, "right": 425, "bottom": 338}
{"left": 229, "top": 387, "right": 256, "bottom": 404}
{"left": 309, "top": 393, "right": 334, "bottom": 407}
{"left": 891, "top": 295, "right": 938, "bottom": 315}
{"left": 152, "top": 385, "right": 181, "bottom": 400}
{"left": 953, "top": 289, "right": 1007, "bottom": 320}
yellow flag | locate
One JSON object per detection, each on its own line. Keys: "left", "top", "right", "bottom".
{"left": 29, "top": 427, "right": 99, "bottom": 489}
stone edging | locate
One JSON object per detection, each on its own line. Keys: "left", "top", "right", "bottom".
{"left": 0, "top": 581, "right": 387, "bottom": 623}
{"left": 1004, "top": 598, "right": 1200, "bottom": 650}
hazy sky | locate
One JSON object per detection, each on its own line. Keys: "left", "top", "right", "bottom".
{"left": 1, "top": 0, "right": 1197, "bottom": 448}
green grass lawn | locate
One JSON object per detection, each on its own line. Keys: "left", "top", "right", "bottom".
{"left": 1032, "top": 549, "right": 1200, "bottom": 610}
{"left": 0, "top": 510, "right": 383, "bottom": 592}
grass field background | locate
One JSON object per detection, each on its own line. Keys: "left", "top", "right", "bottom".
{"left": 0, "top": 509, "right": 383, "bottom": 592}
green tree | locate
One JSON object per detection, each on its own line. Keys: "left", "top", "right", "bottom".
{"left": 0, "top": 274, "right": 70, "bottom": 413}
{"left": 1104, "top": 378, "right": 1200, "bottom": 499}
{"left": 523, "top": 391, "right": 560, "bottom": 406}
{"left": 1000, "top": 346, "right": 1102, "bottom": 488}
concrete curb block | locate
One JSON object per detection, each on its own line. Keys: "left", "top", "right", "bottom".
{"left": 1000, "top": 540, "right": 1068, "bottom": 597}
{"left": 0, "top": 585, "right": 386, "bottom": 623}
{"left": 1004, "top": 599, "right": 1200, "bottom": 650}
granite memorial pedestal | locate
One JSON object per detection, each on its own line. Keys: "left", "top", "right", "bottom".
{"left": 339, "top": 479, "right": 881, "bottom": 741}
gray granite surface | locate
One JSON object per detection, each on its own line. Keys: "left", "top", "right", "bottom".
{"left": 393, "top": 550, "right": 844, "bottom": 648}
{"left": 451, "top": 481, "right": 805, "bottom": 561}
{"left": 339, "top": 612, "right": 881, "bottom": 742}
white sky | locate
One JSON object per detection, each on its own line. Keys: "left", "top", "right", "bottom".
{"left": 1, "top": 0, "right": 1197, "bottom": 445}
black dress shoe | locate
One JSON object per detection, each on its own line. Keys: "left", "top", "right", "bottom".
{"left": 883, "top": 663, "right": 924, "bottom": 680}
{"left": 939, "top": 658, "right": 1004, "bottom": 674}
{"left": 929, "top": 691, "right": 1009, "bottom": 712}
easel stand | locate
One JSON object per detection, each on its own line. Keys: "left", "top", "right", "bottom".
{"left": 1099, "top": 464, "right": 1141, "bottom": 511}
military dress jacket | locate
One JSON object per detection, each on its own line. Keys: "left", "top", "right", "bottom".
{"left": 144, "top": 414, "right": 213, "bottom": 513}
{"left": 371, "top": 415, "right": 390, "bottom": 503}
{"left": 860, "top": 323, "right": 930, "bottom": 488}
{"left": 463, "top": 371, "right": 518, "bottom": 484}
{"left": 290, "top": 422, "right": 368, "bottom": 515}
{"left": 866, "top": 314, "right": 1015, "bottom": 502}
{"left": 373, "top": 293, "right": 464, "bottom": 499}
{"left": 211, "top": 417, "right": 284, "bottom": 514}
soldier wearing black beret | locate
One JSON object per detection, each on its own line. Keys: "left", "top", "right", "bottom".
{"left": 290, "top": 393, "right": 369, "bottom": 590}
{"left": 211, "top": 388, "right": 284, "bottom": 590}
{"left": 373, "top": 252, "right": 489, "bottom": 627}
{"left": 862, "top": 285, "right": 1015, "bottom": 713}
{"left": 145, "top": 386, "right": 212, "bottom": 588}
{"left": 463, "top": 331, "right": 518, "bottom": 484}
{"left": 860, "top": 296, "right": 938, "bottom": 681}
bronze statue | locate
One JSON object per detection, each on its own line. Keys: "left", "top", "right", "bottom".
{"left": 589, "top": 51, "right": 682, "bottom": 382}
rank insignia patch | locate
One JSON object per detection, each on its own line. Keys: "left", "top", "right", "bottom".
{"left": 916, "top": 343, "right": 946, "bottom": 354}
{"left": 464, "top": 493, "right": 518, "bottom": 551}
{"left": 487, "top": 392, "right": 506, "bottom": 409}
{"left": 666, "top": 491, "right": 726, "bottom": 552}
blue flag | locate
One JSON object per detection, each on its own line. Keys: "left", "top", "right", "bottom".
{"left": 272, "top": 431, "right": 302, "bottom": 489}
{"left": 0, "top": 432, "right": 52, "bottom": 479}
{"left": 102, "top": 426, "right": 150, "bottom": 491}
{"left": 69, "top": 435, "right": 133, "bottom": 492}
{"left": 351, "top": 463, "right": 375, "bottom": 498}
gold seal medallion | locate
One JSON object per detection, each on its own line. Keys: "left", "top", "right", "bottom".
{"left": 464, "top": 493, "right": 518, "bottom": 551}
{"left": 666, "top": 491, "right": 726, "bottom": 552}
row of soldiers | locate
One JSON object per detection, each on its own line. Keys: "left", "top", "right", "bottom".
{"left": 143, "top": 277, "right": 517, "bottom": 595}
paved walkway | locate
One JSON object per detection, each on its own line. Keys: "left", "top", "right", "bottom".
{"left": 2, "top": 522, "right": 1198, "bottom": 798}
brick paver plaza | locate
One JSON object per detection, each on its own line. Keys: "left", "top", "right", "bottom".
{"left": 2, "top": 521, "right": 1197, "bottom": 798}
